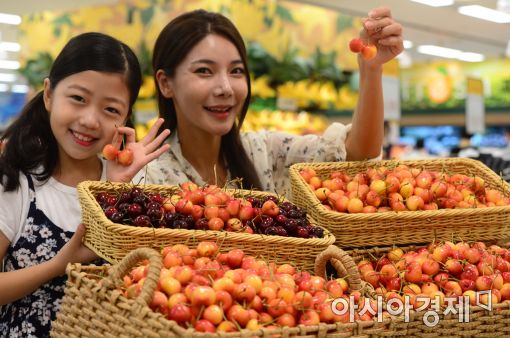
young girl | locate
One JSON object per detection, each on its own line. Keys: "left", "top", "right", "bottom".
{"left": 0, "top": 32, "right": 170, "bottom": 337}
{"left": 147, "top": 8, "right": 403, "bottom": 195}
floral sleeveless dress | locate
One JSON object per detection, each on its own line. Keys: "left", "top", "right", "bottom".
{"left": 0, "top": 175, "right": 73, "bottom": 338}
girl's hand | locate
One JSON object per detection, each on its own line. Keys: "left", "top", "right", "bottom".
{"left": 52, "top": 224, "right": 98, "bottom": 275}
{"left": 105, "top": 118, "right": 171, "bottom": 183}
{"left": 360, "top": 7, "right": 403, "bottom": 66}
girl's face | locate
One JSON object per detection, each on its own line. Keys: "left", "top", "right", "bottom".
{"left": 161, "top": 34, "right": 248, "bottom": 137}
{"left": 44, "top": 70, "right": 130, "bottom": 165}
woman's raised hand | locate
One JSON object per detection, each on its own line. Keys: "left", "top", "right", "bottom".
{"left": 360, "top": 7, "right": 404, "bottom": 66}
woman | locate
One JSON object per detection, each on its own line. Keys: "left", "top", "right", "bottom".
{"left": 147, "top": 8, "right": 403, "bottom": 195}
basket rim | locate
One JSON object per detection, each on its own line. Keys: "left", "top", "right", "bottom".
{"left": 289, "top": 158, "right": 510, "bottom": 221}
{"left": 289, "top": 157, "right": 506, "bottom": 171}
{"left": 78, "top": 180, "right": 336, "bottom": 246}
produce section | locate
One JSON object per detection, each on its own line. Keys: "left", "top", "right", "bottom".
{"left": 57, "top": 158, "right": 510, "bottom": 336}
{"left": 41, "top": 153, "right": 507, "bottom": 338}
{"left": 3, "top": 0, "right": 510, "bottom": 337}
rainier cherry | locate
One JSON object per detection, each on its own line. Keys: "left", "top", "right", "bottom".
{"left": 102, "top": 144, "right": 118, "bottom": 161}
{"left": 203, "top": 305, "right": 224, "bottom": 325}
{"left": 361, "top": 44, "right": 377, "bottom": 60}
{"left": 190, "top": 286, "right": 216, "bottom": 306}
{"left": 117, "top": 148, "right": 134, "bottom": 166}
{"left": 194, "top": 319, "right": 216, "bottom": 333}
{"left": 261, "top": 200, "right": 279, "bottom": 217}
{"left": 349, "top": 38, "right": 364, "bottom": 53}
{"left": 168, "top": 304, "right": 192, "bottom": 323}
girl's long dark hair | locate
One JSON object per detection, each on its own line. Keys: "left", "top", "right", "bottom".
{"left": 153, "top": 9, "right": 262, "bottom": 190}
{"left": 0, "top": 32, "right": 142, "bottom": 192}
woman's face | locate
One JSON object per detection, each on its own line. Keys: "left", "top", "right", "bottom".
{"left": 162, "top": 33, "right": 248, "bottom": 138}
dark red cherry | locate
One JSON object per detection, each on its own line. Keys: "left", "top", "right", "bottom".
{"left": 104, "top": 206, "right": 118, "bottom": 219}
{"left": 133, "top": 215, "right": 151, "bottom": 227}
{"left": 127, "top": 203, "right": 143, "bottom": 217}
{"left": 130, "top": 187, "right": 144, "bottom": 199}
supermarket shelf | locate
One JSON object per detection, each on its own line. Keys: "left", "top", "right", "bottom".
{"left": 399, "top": 112, "right": 510, "bottom": 126}
{"left": 324, "top": 110, "right": 510, "bottom": 127}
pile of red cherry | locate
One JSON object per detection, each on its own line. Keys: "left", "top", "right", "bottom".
{"left": 94, "top": 185, "right": 325, "bottom": 239}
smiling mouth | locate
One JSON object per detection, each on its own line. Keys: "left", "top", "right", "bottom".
{"left": 71, "top": 130, "right": 97, "bottom": 145}
{"left": 204, "top": 106, "right": 233, "bottom": 113}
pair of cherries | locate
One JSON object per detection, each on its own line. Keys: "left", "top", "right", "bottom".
{"left": 102, "top": 144, "right": 134, "bottom": 166}
{"left": 349, "top": 38, "right": 377, "bottom": 60}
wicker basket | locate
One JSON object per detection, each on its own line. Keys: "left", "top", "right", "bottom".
{"left": 289, "top": 158, "right": 510, "bottom": 248}
{"left": 346, "top": 244, "right": 510, "bottom": 337}
{"left": 51, "top": 246, "right": 401, "bottom": 338}
{"left": 78, "top": 181, "right": 335, "bottom": 272}
{"left": 51, "top": 248, "right": 176, "bottom": 338}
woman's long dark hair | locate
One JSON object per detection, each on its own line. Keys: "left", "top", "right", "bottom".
{"left": 153, "top": 9, "right": 262, "bottom": 190}
{"left": 0, "top": 32, "right": 142, "bottom": 192}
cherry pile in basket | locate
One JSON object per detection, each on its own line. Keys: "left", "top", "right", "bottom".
{"left": 123, "top": 241, "right": 376, "bottom": 332}
{"left": 300, "top": 165, "right": 510, "bottom": 214}
{"left": 94, "top": 182, "right": 324, "bottom": 238}
{"left": 357, "top": 241, "right": 510, "bottom": 309}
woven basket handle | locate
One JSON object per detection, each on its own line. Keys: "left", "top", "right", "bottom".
{"left": 105, "top": 247, "right": 163, "bottom": 306}
{"left": 314, "top": 245, "right": 362, "bottom": 292}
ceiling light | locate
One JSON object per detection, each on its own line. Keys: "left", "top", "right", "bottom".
{"left": 397, "top": 51, "right": 413, "bottom": 68}
{"left": 458, "top": 5, "right": 510, "bottom": 23}
{"left": 410, "top": 0, "right": 454, "bottom": 7}
{"left": 403, "top": 40, "right": 413, "bottom": 49}
{"left": 458, "top": 52, "right": 485, "bottom": 62}
{"left": 12, "top": 84, "right": 29, "bottom": 93}
{"left": 417, "top": 45, "right": 460, "bottom": 59}
{"left": 0, "top": 60, "right": 20, "bottom": 70}
{"left": 417, "top": 45, "right": 484, "bottom": 62}
{"left": 0, "top": 13, "right": 21, "bottom": 25}
{"left": 497, "top": 0, "right": 510, "bottom": 13}
{"left": 0, "top": 73, "right": 16, "bottom": 82}
{"left": 0, "top": 42, "right": 20, "bottom": 52}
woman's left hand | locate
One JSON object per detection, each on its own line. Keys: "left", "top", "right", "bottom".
{"left": 105, "top": 118, "right": 171, "bottom": 183}
{"left": 361, "top": 7, "right": 404, "bottom": 66}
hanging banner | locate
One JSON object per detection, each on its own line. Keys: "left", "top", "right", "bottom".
{"left": 466, "top": 77, "right": 485, "bottom": 134}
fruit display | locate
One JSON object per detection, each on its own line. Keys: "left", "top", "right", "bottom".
{"left": 122, "top": 241, "right": 381, "bottom": 333}
{"left": 345, "top": 240, "right": 510, "bottom": 336}
{"left": 53, "top": 242, "right": 510, "bottom": 337}
{"left": 94, "top": 182, "right": 324, "bottom": 239}
{"left": 289, "top": 158, "right": 510, "bottom": 247}
{"left": 298, "top": 164, "right": 510, "bottom": 214}
{"left": 136, "top": 109, "right": 330, "bottom": 140}
{"left": 242, "top": 109, "right": 329, "bottom": 135}
{"left": 80, "top": 180, "right": 335, "bottom": 269}
{"left": 355, "top": 240, "right": 510, "bottom": 309}
{"left": 53, "top": 245, "right": 403, "bottom": 337}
